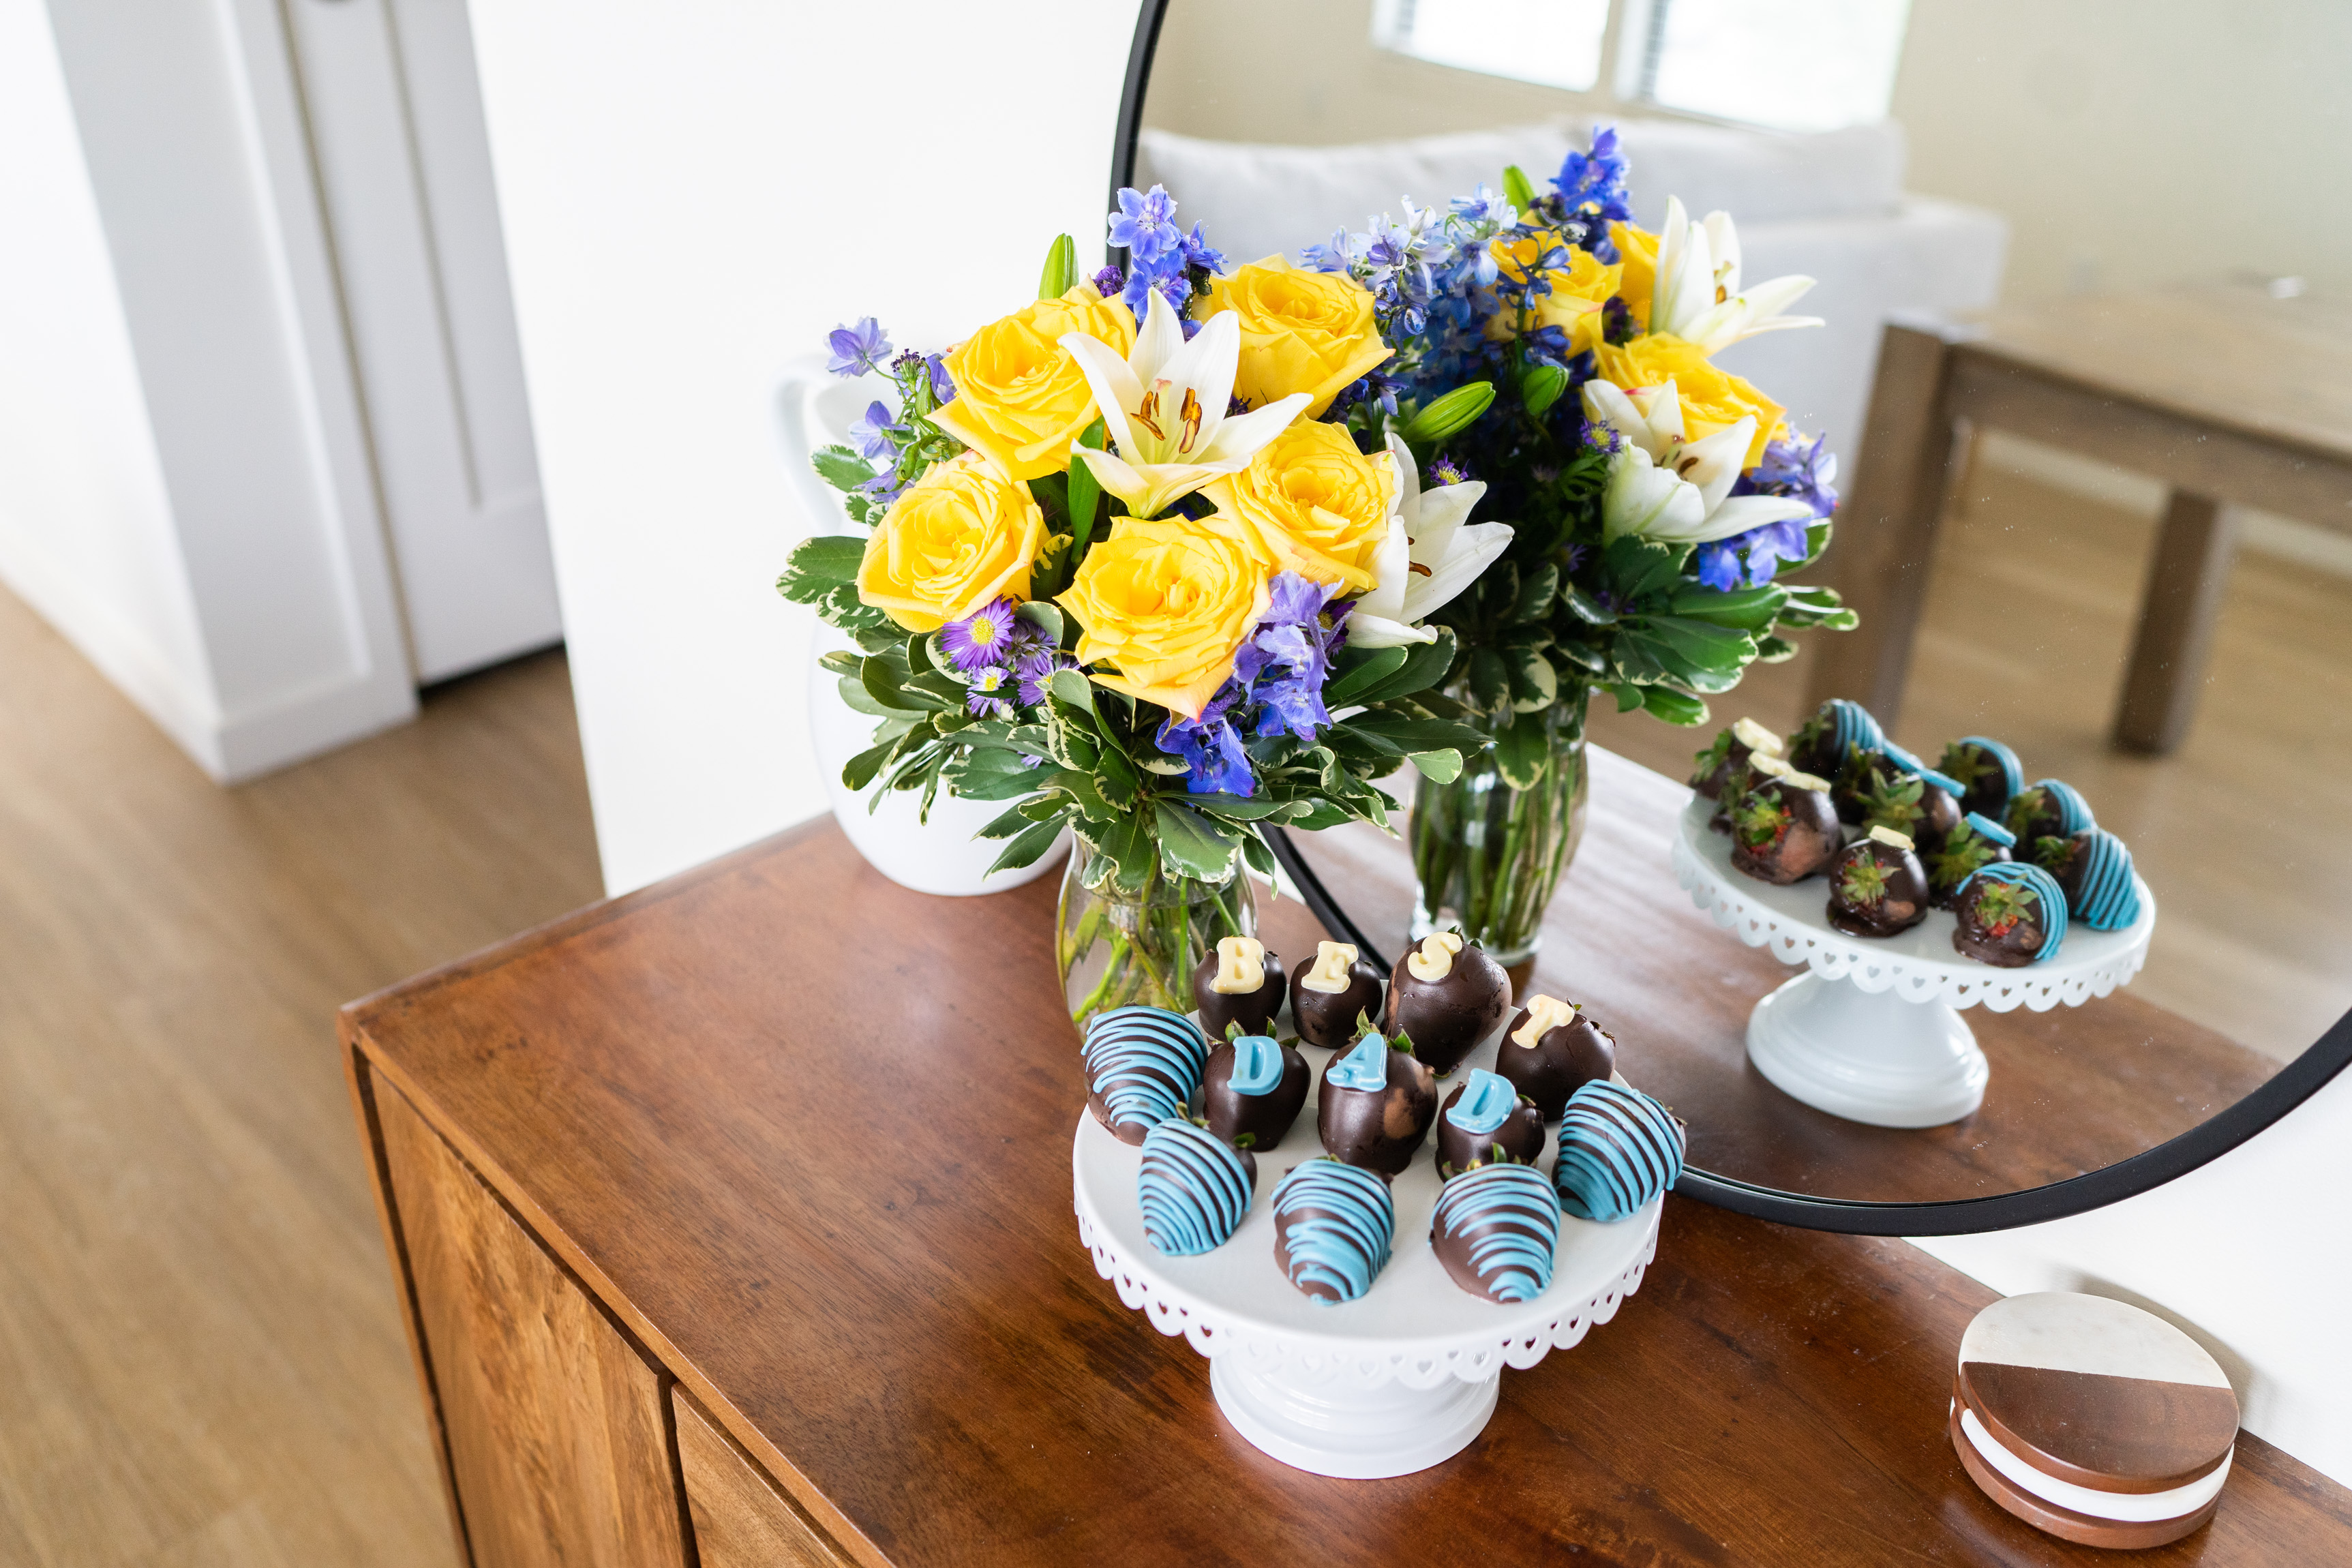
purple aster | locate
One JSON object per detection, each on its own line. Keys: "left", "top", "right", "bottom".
{"left": 1014, "top": 646, "right": 1071, "bottom": 708}
{"left": 1091, "top": 265, "right": 1126, "bottom": 299}
{"left": 965, "top": 665, "right": 1016, "bottom": 721}
{"left": 1601, "top": 295, "right": 1635, "bottom": 346}
{"left": 924, "top": 352, "right": 956, "bottom": 405}
{"left": 847, "top": 400, "right": 900, "bottom": 461}
{"left": 1108, "top": 185, "right": 1181, "bottom": 265}
{"left": 940, "top": 597, "right": 1021, "bottom": 672}
{"left": 826, "top": 316, "right": 892, "bottom": 378}
{"left": 1428, "top": 454, "right": 1473, "bottom": 486}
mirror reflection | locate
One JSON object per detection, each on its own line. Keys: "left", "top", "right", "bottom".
{"left": 1139, "top": 0, "right": 2352, "bottom": 1203}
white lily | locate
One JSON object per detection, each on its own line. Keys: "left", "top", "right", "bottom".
{"left": 1586, "top": 384, "right": 1817, "bottom": 545}
{"left": 1058, "top": 290, "right": 1311, "bottom": 520}
{"left": 1648, "top": 196, "right": 1823, "bottom": 354}
{"left": 1347, "top": 435, "right": 1514, "bottom": 648}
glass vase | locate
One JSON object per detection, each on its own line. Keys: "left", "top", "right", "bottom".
{"left": 1408, "top": 684, "right": 1591, "bottom": 967}
{"left": 1055, "top": 835, "right": 1256, "bottom": 1036}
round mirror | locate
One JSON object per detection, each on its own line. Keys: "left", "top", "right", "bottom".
{"left": 1114, "top": 0, "right": 2352, "bottom": 1231}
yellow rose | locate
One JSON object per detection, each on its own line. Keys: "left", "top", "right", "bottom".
{"left": 1196, "top": 256, "right": 1392, "bottom": 419}
{"left": 1595, "top": 334, "right": 1785, "bottom": 470}
{"left": 856, "top": 453, "right": 1046, "bottom": 632}
{"left": 928, "top": 286, "right": 1136, "bottom": 481}
{"left": 1484, "top": 239, "right": 1624, "bottom": 359}
{"left": 1202, "top": 420, "right": 1397, "bottom": 594}
{"left": 1057, "top": 514, "right": 1270, "bottom": 719}
{"left": 1610, "top": 222, "right": 1660, "bottom": 332}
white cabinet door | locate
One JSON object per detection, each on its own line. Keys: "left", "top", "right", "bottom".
{"left": 283, "top": 0, "right": 560, "bottom": 682}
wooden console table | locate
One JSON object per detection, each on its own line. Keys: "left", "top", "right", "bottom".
{"left": 344, "top": 779, "right": 2352, "bottom": 1566}
{"left": 1809, "top": 281, "right": 2352, "bottom": 752}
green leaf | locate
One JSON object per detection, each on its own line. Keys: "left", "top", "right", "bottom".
{"left": 777, "top": 535, "right": 865, "bottom": 603}
{"left": 1493, "top": 714, "right": 1552, "bottom": 789}
{"left": 1550, "top": 638, "right": 1607, "bottom": 676}
{"left": 1349, "top": 629, "right": 1459, "bottom": 705}
{"left": 1645, "top": 614, "right": 1756, "bottom": 673}
{"left": 1521, "top": 363, "right": 1570, "bottom": 419}
{"left": 1067, "top": 422, "right": 1106, "bottom": 562}
{"left": 1501, "top": 163, "right": 1538, "bottom": 211}
{"left": 1347, "top": 716, "right": 1492, "bottom": 753}
{"left": 1049, "top": 668, "right": 1098, "bottom": 722}
{"left": 1468, "top": 647, "right": 1509, "bottom": 712}
{"left": 1563, "top": 586, "right": 1618, "bottom": 626}
{"left": 1155, "top": 800, "right": 1241, "bottom": 881}
{"left": 1754, "top": 634, "right": 1799, "bottom": 663}
{"left": 1511, "top": 562, "right": 1559, "bottom": 623}
{"left": 841, "top": 735, "right": 900, "bottom": 791}
{"left": 861, "top": 646, "right": 941, "bottom": 712}
{"left": 976, "top": 800, "right": 1040, "bottom": 841}
{"left": 1507, "top": 646, "right": 1559, "bottom": 712}
{"left": 1016, "top": 599, "right": 1065, "bottom": 646}
{"left": 1668, "top": 583, "right": 1788, "bottom": 632}
{"left": 836, "top": 673, "right": 888, "bottom": 717}
{"left": 1600, "top": 535, "right": 1686, "bottom": 605}
{"left": 1642, "top": 686, "right": 1711, "bottom": 726}
{"left": 1038, "top": 232, "right": 1076, "bottom": 299}
{"left": 1323, "top": 646, "right": 1411, "bottom": 708}
{"left": 1611, "top": 682, "right": 1644, "bottom": 714}
{"left": 1092, "top": 813, "right": 1156, "bottom": 894}
{"left": 1399, "top": 382, "right": 1496, "bottom": 447}
{"left": 988, "top": 816, "right": 1068, "bottom": 875}
{"left": 1183, "top": 794, "right": 1299, "bottom": 821}
{"left": 1407, "top": 749, "right": 1464, "bottom": 784}
{"left": 812, "top": 445, "right": 877, "bottom": 494}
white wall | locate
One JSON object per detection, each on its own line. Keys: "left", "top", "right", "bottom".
{"left": 466, "top": 0, "right": 1132, "bottom": 894}
{"left": 3, "top": 0, "right": 421, "bottom": 780}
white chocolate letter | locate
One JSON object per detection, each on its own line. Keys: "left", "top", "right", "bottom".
{"left": 1405, "top": 931, "right": 1464, "bottom": 983}
{"left": 1732, "top": 717, "right": 1784, "bottom": 756}
{"left": 1301, "top": 941, "right": 1359, "bottom": 995}
{"left": 1512, "top": 995, "right": 1579, "bottom": 1049}
{"left": 1210, "top": 935, "right": 1266, "bottom": 995}
{"left": 1866, "top": 824, "right": 1915, "bottom": 851}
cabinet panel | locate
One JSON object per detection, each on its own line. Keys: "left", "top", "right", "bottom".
{"left": 376, "top": 1078, "right": 686, "bottom": 1568}
{"left": 675, "top": 1391, "right": 849, "bottom": 1568}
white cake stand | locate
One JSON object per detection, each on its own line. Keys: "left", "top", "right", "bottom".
{"left": 1670, "top": 794, "right": 2156, "bottom": 1128}
{"left": 1072, "top": 1027, "right": 1660, "bottom": 1481}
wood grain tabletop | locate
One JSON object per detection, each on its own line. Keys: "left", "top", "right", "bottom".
{"left": 345, "top": 766, "right": 2351, "bottom": 1566}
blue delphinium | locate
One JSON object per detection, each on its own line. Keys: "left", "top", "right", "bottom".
{"left": 826, "top": 317, "right": 892, "bottom": 378}
{"left": 1154, "top": 573, "right": 1351, "bottom": 794}
{"left": 1700, "top": 434, "right": 1840, "bottom": 588}
{"left": 1553, "top": 125, "right": 1631, "bottom": 259}
{"left": 1109, "top": 185, "right": 1181, "bottom": 262}
{"left": 847, "top": 400, "right": 901, "bottom": 462}
{"left": 1109, "top": 190, "right": 1226, "bottom": 336}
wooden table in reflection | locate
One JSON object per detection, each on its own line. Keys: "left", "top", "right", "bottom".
{"left": 1270, "top": 747, "right": 2277, "bottom": 1203}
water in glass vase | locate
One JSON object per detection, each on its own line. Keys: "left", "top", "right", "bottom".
{"left": 1057, "top": 836, "right": 1256, "bottom": 1035}
{"left": 1408, "top": 689, "right": 1590, "bottom": 966}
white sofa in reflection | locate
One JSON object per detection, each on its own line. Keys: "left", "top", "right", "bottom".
{"left": 1138, "top": 117, "right": 2007, "bottom": 465}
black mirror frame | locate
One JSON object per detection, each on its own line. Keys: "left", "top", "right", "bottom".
{"left": 1109, "top": 0, "right": 2352, "bottom": 1234}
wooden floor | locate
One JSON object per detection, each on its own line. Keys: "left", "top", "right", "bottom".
{"left": 0, "top": 587, "right": 600, "bottom": 1567}
{"left": 1593, "top": 456, "right": 2352, "bottom": 1064}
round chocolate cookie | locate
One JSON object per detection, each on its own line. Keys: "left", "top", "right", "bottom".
{"left": 1827, "top": 827, "right": 1931, "bottom": 938}
{"left": 1315, "top": 1032, "right": 1436, "bottom": 1175}
{"left": 1432, "top": 1162, "right": 1561, "bottom": 1304}
{"left": 2036, "top": 827, "right": 2142, "bottom": 931}
{"left": 1494, "top": 994, "right": 1616, "bottom": 1120}
{"left": 1689, "top": 717, "right": 1784, "bottom": 801}
{"left": 1081, "top": 1006, "right": 1209, "bottom": 1146}
{"left": 1938, "top": 736, "right": 2025, "bottom": 821}
{"left": 1137, "top": 1119, "right": 1253, "bottom": 1257}
{"left": 1953, "top": 862, "right": 2068, "bottom": 967}
{"left": 1288, "top": 940, "right": 1385, "bottom": 1050}
{"left": 1201, "top": 1034, "right": 1309, "bottom": 1154}
{"left": 1790, "top": 697, "right": 1886, "bottom": 781}
{"left": 1271, "top": 1158, "right": 1394, "bottom": 1305}
{"left": 1435, "top": 1068, "right": 1546, "bottom": 1179}
{"left": 1384, "top": 933, "right": 1511, "bottom": 1075}
{"left": 1728, "top": 771, "right": 1842, "bottom": 885}
{"left": 1927, "top": 811, "right": 2015, "bottom": 909}
{"left": 1191, "top": 936, "right": 1285, "bottom": 1042}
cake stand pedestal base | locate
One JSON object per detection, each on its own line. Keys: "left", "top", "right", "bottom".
{"left": 1747, "top": 970, "right": 1989, "bottom": 1128}
{"left": 1210, "top": 1357, "right": 1500, "bottom": 1480}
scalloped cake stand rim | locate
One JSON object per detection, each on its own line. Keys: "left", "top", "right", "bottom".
{"left": 1070, "top": 1109, "right": 1662, "bottom": 1390}
{"left": 1670, "top": 793, "right": 2155, "bottom": 1010}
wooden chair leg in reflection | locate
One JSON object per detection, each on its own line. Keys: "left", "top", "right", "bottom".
{"left": 2115, "top": 491, "right": 2237, "bottom": 755}
{"left": 1805, "top": 321, "right": 1978, "bottom": 727}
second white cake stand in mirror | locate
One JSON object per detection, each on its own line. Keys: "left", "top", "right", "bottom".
{"left": 1071, "top": 1030, "right": 1661, "bottom": 1481}
{"left": 1670, "top": 794, "right": 2156, "bottom": 1128}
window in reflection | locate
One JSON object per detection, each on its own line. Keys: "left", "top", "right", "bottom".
{"left": 1372, "top": 0, "right": 1612, "bottom": 93}
{"left": 1631, "top": 0, "right": 1910, "bottom": 132}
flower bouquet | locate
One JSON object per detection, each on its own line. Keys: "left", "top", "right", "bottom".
{"left": 1299, "top": 127, "right": 1858, "bottom": 961}
{"left": 779, "top": 196, "right": 1510, "bottom": 1029}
